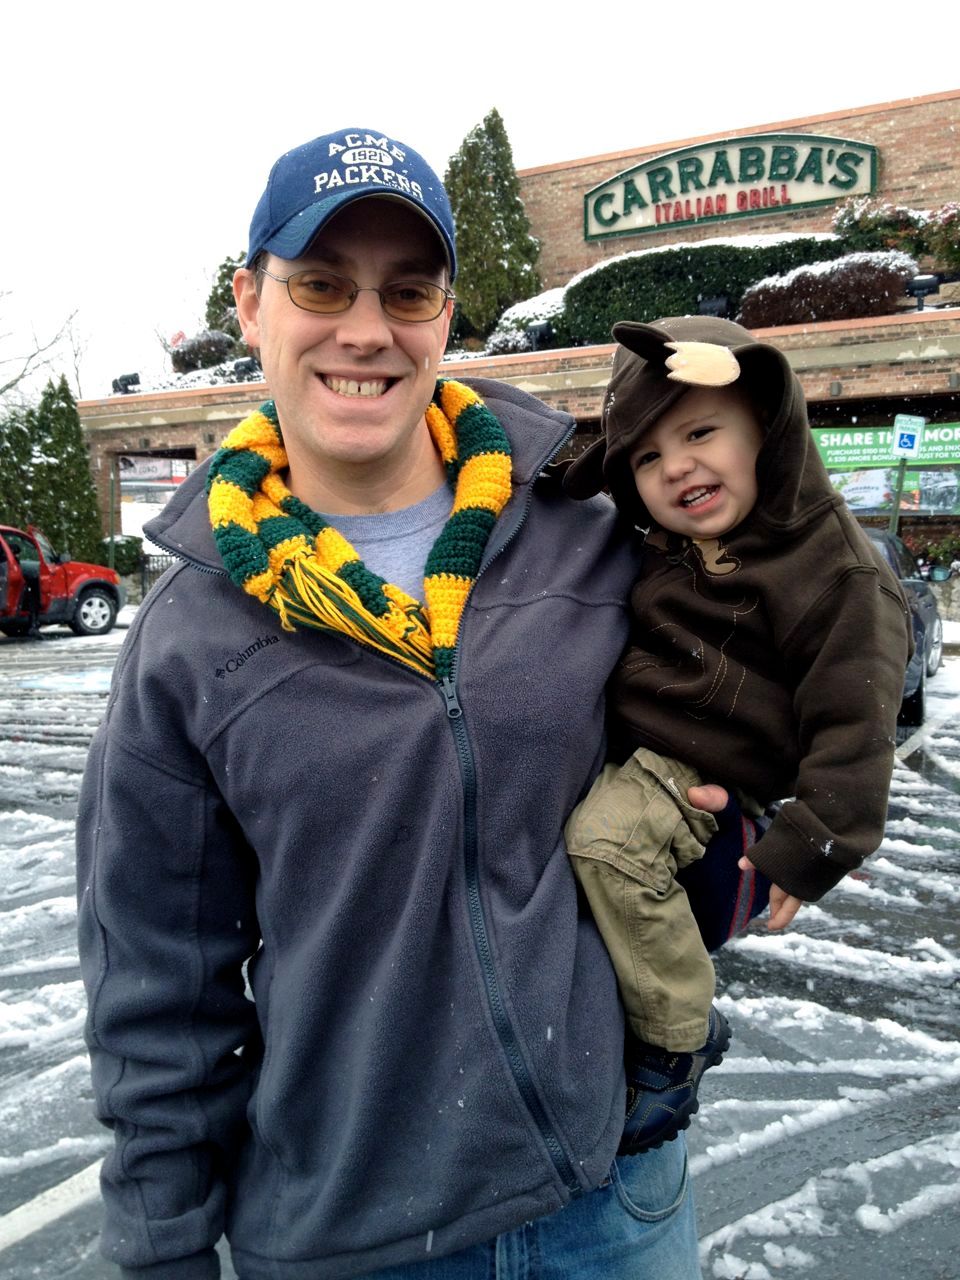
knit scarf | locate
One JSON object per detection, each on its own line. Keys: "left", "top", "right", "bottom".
{"left": 206, "top": 379, "right": 513, "bottom": 680}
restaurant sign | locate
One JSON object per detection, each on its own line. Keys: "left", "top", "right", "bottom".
{"left": 584, "top": 133, "right": 877, "bottom": 241}
{"left": 118, "top": 455, "right": 192, "bottom": 484}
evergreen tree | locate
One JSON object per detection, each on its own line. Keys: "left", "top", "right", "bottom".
{"left": 0, "top": 402, "right": 35, "bottom": 526}
{"left": 444, "top": 109, "right": 541, "bottom": 338}
{"left": 28, "top": 376, "right": 103, "bottom": 561}
{"left": 204, "top": 252, "right": 246, "bottom": 349}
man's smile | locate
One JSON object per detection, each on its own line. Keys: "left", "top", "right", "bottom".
{"left": 321, "top": 374, "right": 395, "bottom": 398}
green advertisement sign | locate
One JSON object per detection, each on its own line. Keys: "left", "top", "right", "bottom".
{"left": 811, "top": 423, "right": 960, "bottom": 469}
{"left": 811, "top": 423, "right": 960, "bottom": 516}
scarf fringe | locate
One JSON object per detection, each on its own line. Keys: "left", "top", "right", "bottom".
{"left": 273, "top": 556, "right": 435, "bottom": 677}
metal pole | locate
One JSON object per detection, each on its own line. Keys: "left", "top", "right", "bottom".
{"left": 888, "top": 458, "right": 907, "bottom": 536}
{"left": 108, "top": 465, "right": 116, "bottom": 569}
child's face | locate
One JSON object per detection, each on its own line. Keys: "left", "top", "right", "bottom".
{"left": 629, "top": 385, "right": 764, "bottom": 539}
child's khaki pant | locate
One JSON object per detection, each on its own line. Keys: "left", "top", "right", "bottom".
{"left": 565, "top": 747, "right": 718, "bottom": 1052}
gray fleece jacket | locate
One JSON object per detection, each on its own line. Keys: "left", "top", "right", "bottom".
{"left": 76, "top": 379, "right": 638, "bottom": 1280}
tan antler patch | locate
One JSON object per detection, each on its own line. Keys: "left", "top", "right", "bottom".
{"left": 664, "top": 342, "right": 740, "bottom": 387}
{"left": 692, "top": 537, "right": 739, "bottom": 575}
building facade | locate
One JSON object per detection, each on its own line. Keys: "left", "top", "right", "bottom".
{"left": 78, "top": 90, "right": 960, "bottom": 540}
{"left": 518, "top": 89, "right": 960, "bottom": 287}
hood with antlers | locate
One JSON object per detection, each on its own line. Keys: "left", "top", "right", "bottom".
{"left": 563, "top": 315, "right": 827, "bottom": 535}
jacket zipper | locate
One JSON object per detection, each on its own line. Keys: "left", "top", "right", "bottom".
{"left": 439, "top": 677, "right": 583, "bottom": 1196}
{"left": 144, "top": 532, "right": 228, "bottom": 575}
{"left": 437, "top": 424, "right": 584, "bottom": 1197}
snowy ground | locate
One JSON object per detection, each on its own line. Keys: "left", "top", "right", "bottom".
{"left": 0, "top": 613, "right": 958, "bottom": 1278}
{"left": 690, "top": 631, "right": 960, "bottom": 1280}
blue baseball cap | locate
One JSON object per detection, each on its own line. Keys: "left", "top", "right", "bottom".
{"left": 246, "top": 127, "right": 457, "bottom": 279}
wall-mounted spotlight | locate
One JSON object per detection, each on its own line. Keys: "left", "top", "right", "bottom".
{"left": 905, "top": 274, "right": 940, "bottom": 311}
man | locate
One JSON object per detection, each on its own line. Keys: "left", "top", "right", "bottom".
{"left": 8, "top": 538, "right": 42, "bottom": 637}
{"left": 77, "top": 127, "right": 719, "bottom": 1279}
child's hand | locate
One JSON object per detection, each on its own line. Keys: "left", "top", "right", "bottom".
{"left": 738, "top": 856, "right": 804, "bottom": 930}
{"left": 687, "top": 783, "right": 728, "bottom": 812}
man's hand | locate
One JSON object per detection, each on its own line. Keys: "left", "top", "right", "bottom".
{"left": 738, "top": 856, "right": 804, "bottom": 930}
{"left": 687, "top": 783, "right": 728, "bottom": 813}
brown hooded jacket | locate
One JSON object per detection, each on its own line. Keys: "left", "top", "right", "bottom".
{"left": 565, "top": 316, "right": 912, "bottom": 901}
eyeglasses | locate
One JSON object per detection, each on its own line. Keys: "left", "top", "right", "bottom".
{"left": 257, "top": 267, "right": 454, "bottom": 323}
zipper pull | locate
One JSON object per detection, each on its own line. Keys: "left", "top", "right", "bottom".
{"left": 440, "top": 677, "right": 463, "bottom": 719}
{"left": 666, "top": 536, "right": 693, "bottom": 566}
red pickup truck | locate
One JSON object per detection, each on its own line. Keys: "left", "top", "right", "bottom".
{"left": 0, "top": 524, "right": 125, "bottom": 637}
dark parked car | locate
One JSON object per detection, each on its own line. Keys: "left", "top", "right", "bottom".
{"left": 865, "top": 529, "right": 943, "bottom": 733}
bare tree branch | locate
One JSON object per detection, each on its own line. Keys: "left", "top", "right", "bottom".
{"left": 0, "top": 301, "right": 77, "bottom": 399}
{"left": 65, "top": 314, "right": 88, "bottom": 400}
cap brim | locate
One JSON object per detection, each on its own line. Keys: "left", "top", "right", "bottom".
{"left": 259, "top": 191, "right": 456, "bottom": 277}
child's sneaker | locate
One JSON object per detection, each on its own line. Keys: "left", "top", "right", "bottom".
{"left": 618, "top": 1006, "right": 731, "bottom": 1155}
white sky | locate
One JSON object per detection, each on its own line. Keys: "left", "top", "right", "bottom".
{"left": 2, "top": 0, "right": 957, "bottom": 402}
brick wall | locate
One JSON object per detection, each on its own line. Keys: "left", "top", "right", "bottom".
{"left": 80, "top": 383, "right": 266, "bottom": 530}
{"left": 518, "top": 91, "right": 960, "bottom": 289}
{"left": 79, "top": 308, "right": 960, "bottom": 532}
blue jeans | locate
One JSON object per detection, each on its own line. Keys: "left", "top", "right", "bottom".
{"left": 363, "top": 1138, "right": 701, "bottom": 1280}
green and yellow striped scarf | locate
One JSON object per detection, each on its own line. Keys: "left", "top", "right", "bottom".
{"left": 206, "top": 379, "right": 512, "bottom": 679}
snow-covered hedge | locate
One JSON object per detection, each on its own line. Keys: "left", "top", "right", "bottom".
{"left": 928, "top": 202, "right": 960, "bottom": 272}
{"left": 832, "top": 196, "right": 960, "bottom": 272}
{"left": 737, "top": 251, "right": 919, "bottom": 328}
{"left": 169, "top": 330, "right": 236, "bottom": 374}
{"left": 111, "top": 357, "right": 263, "bottom": 397}
{"left": 561, "top": 233, "right": 846, "bottom": 344}
{"left": 484, "top": 288, "right": 569, "bottom": 355}
{"left": 831, "top": 197, "right": 931, "bottom": 258}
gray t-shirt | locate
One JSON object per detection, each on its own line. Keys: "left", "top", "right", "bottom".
{"left": 321, "top": 484, "right": 452, "bottom": 602}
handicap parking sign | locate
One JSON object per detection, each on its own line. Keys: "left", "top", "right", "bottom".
{"left": 892, "top": 414, "right": 926, "bottom": 458}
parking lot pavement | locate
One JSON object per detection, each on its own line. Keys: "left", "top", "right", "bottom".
{"left": 0, "top": 626, "right": 957, "bottom": 1279}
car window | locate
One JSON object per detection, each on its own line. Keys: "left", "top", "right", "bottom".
{"left": 4, "top": 533, "right": 39, "bottom": 564}
{"left": 892, "top": 539, "right": 922, "bottom": 579}
{"left": 34, "top": 530, "right": 57, "bottom": 562}
{"left": 866, "top": 534, "right": 896, "bottom": 575}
